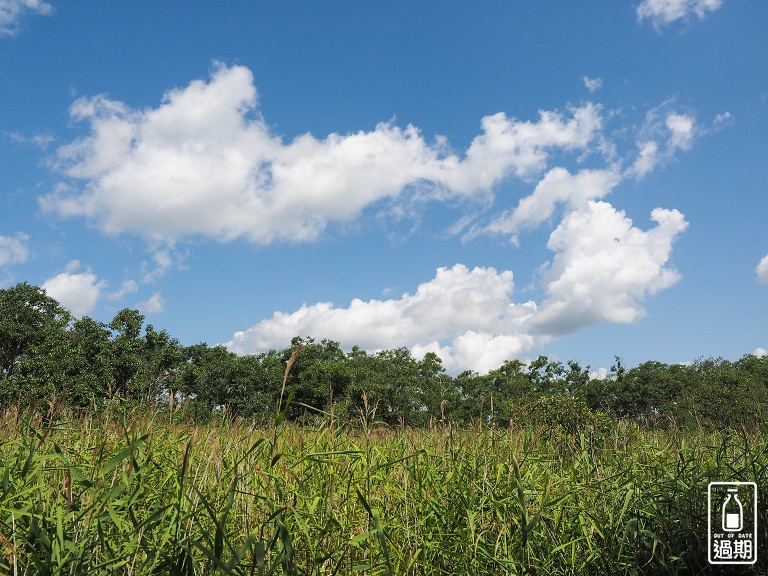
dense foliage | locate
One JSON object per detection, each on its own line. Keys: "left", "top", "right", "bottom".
{"left": 1, "top": 404, "right": 766, "bottom": 575}
{"left": 2, "top": 282, "right": 767, "bottom": 430}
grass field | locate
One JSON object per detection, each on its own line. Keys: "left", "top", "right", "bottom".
{"left": 0, "top": 403, "right": 766, "bottom": 575}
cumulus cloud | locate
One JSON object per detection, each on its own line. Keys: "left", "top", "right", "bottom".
{"left": 228, "top": 200, "right": 687, "bottom": 373}
{"left": 227, "top": 264, "right": 538, "bottom": 373}
{"left": 0, "top": 0, "right": 52, "bottom": 35}
{"left": 484, "top": 167, "right": 622, "bottom": 243}
{"left": 637, "top": 0, "right": 723, "bottom": 28}
{"left": 529, "top": 202, "right": 687, "bottom": 335}
{"left": 482, "top": 104, "right": 696, "bottom": 242}
{"left": 44, "top": 65, "right": 695, "bottom": 372}
{"left": 753, "top": 348, "right": 767, "bottom": 358}
{"left": 756, "top": 254, "right": 768, "bottom": 285}
{"left": 42, "top": 260, "right": 106, "bottom": 317}
{"left": 0, "top": 233, "right": 30, "bottom": 266}
{"left": 43, "top": 64, "right": 603, "bottom": 244}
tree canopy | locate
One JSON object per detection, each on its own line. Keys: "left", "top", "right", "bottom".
{"left": 1, "top": 282, "right": 767, "bottom": 430}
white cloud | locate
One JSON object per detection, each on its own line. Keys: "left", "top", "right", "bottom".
{"left": 529, "top": 202, "right": 687, "bottom": 336}
{"left": 6, "top": 130, "right": 54, "bottom": 149}
{"left": 42, "top": 260, "right": 106, "bottom": 317}
{"left": 583, "top": 76, "right": 603, "bottom": 94}
{"left": 753, "top": 348, "right": 767, "bottom": 358}
{"left": 43, "top": 64, "right": 603, "bottom": 245}
{"left": 630, "top": 141, "right": 660, "bottom": 179}
{"left": 107, "top": 279, "right": 139, "bottom": 300}
{"left": 0, "top": 0, "right": 52, "bottom": 35}
{"left": 141, "top": 248, "right": 185, "bottom": 283}
{"left": 43, "top": 65, "right": 695, "bottom": 372}
{"left": 136, "top": 292, "right": 165, "bottom": 314}
{"left": 756, "top": 254, "right": 768, "bottom": 285}
{"left": 228, "top": 200, "right": 687, "bottom": 373}
{"left": 637, "top": 0, "right": 723, "bottom": 28}
{"left": 0, "top": 232, "right": 30, "bottom": 266}
{"left": 665, "top": 113, "right": 695, "bottom": 151}
{"left": 712, "top": 111, "right": 732, "bottom": 130}
{"left": 227, "top": 264, "right": 538, "bottom": 373}
{"left": 628, "top": 107, "right": 697, "bottom": 178}
{"left": 484, "top": 167, "right": 622, "bottom": 243}
{"left": 589, "top": 367, "right": 610, "bottom": 380}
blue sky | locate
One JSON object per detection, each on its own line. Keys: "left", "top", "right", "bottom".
{"left": 1, "top": 0, "right": 766, "bottom": 374}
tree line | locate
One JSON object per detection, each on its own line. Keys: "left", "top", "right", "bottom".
{"left": 2, "top": 282, "right": 767, "bottom": 429}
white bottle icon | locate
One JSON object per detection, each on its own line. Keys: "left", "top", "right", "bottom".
{"left": 722, "top": 488, "right": 743, "bottom": 532}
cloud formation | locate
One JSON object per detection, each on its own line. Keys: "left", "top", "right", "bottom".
{"left": 41, "top": 261, "right": 142, "bottom": 317}
{"left": 756, "top": 254, "right": 768, "bottom": 285}
{"left": 136, "top": 292, "right": 165, "bottom": 314}
{"left": 483, "top": 167, "right": 622, "bottom": 243}
{"left": 637, "top": 0, "right": 723, "bottom": 28}
{"left": 45, "top": 64, "right": 695, "bottom": 372}
{"left": 583, "top": 76, "right": 603, "bottom": 94}
{"left": 44, "top": 64, "right": 603, "bottom": 245}
{"left": 628, "top": 107, "right": 696, "bottom": 178}
{"left": 42, "top": 261, "right": 106, "bottom": 317}
{"left": 0, "top": 233, "right": 30, "bottom": 266}
{"left": 228, "top": 264, "right": 538, "bottom": 373}
{"left": 228, "top": 201, "right": 687, "bottom": 373}
{"left": 530, "top": 202, "right": 687, "bottom": 336}
{"left": 0, "top": 0, "right": 52, "bottom": 35}
{"left": 228, "top": 197, "right": 688, "bottom": 373}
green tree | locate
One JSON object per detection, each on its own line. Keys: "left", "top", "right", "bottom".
{"left": 184, "top": 344, "right": 239, "bottom": 412}
{"left": 228, "top": 351, "right": 283, "bottom": 421}
{"left": 0, "top": 282, "right": 70, "bottom": 384}
{"left": 350, "top": 347, "right": 422, "bottom": 426}
{"left": 108, "top": 309, "right": 147, "bottom": 400}
{"left": 286, "top": 337, "right": 350, "bottom": 420}
{"left": 0, "top": 283, "right": 71, "bottom": 407}
{"left": 527, "top": 355, "right": 566, "bottom": 396}
{"left": 563, "top": 360, "right": 591, "bottom": 397}
{"left": 142, "top": 324, "right": 184, "bottom": 402}
{"left": 15, "top": 316, "right": 115, "bottom": 409}
{"left": 675, "top": 357, "right": 768, "bottom": 429}
{"left": 618, "top": 361, "right": 685, "bottom": 424}
{"left": 418, "top": 352, "right": 456, "bottom": 424}
{"left": 452, "top": 369, "right": 490, "bottom": 424}
{"left": 486, "top": 359, "right": 532, "bottom": 425}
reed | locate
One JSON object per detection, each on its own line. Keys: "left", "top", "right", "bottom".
{"left": 0, "top": 402, "right": 766, "bottom": 575}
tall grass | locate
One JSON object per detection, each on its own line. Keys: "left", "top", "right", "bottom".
{"left": 0, "top": 402, "right": 766, "bottom": 575}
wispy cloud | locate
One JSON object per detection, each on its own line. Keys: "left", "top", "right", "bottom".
{"left": 6, "top": 130, "right": 54, "bottom": 149}
{"left": 0, "top": 232, "right": 30, "bottom": 266}
{"left": 583, "top": 76, "right": 603, "bottom": 94}
{"left": 0, "top": 0, "right": 52, "bottom": 36}
{"left": 627, "top": 102, "right": 698, "bottom": 178}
